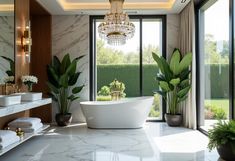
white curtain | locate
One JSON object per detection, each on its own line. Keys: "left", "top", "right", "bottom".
{"left": 179, "top": 0, "right": 197, "bottom": 129}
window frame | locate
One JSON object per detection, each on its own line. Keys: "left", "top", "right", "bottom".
{"left": 196, "top": 0, "right": 235, "bottom": 134}
{"left": 89, "top": 15, "right": 167, "bottom": 122}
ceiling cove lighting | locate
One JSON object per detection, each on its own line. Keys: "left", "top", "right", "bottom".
{"left": 98, "top": 0, "right": 135, "bottom": 46}
{"left": 0, "top": 4, "right": 14, "bottom": 12}
{"left": 57, "top": 0, "right": 176, "bottom": 10}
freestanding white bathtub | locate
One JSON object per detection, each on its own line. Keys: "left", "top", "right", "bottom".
{"left": 80, "top": 96, "right": 154, "bottom": 129}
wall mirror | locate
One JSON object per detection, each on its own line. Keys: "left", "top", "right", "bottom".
{"left": 0, "top": 0, "right": 14, "bottom": 84}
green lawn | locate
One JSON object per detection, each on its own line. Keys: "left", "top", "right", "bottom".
{"left": 205, "top": 99, "right": 229, "bottom": 116}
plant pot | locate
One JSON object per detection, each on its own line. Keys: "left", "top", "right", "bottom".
{"left": 217, "top": 143, "right": 235, "bottom": 161}
{"left": 165, "top": 113, "right": 182, "bottom": 127}
{"left": 111, "top": 91, "right": 121, "bottom": 101}
{"left": 55, "top": 113, "right": 72, "bottom": 126}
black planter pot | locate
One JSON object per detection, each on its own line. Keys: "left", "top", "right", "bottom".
{"left": 217, "top": 143, "right": 235, "bottom": 161}
{"left": 55, "top": 113, "right": 72, "bottom": 126}
{"left": 165, "top": 113, "right": 182, "bottom": 127}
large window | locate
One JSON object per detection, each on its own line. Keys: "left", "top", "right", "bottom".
{"left": 198, "top": 0, "right": 230, "bottom": 131}
{"left": 90, "top": 16, "right": 166, "bottom": 120}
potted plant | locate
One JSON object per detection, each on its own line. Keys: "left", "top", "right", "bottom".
{"left": 21, "top": 75, "right": 38, "bottom": 91}
{"left": 97, "top": 86, "right": 112, "bottom": 101}
{"left": 109, "top": 79, "right": 126, "bottom": 101}
{"left": 208, "top": 120, "right": 235, "bottom": 161}
{"left": 152, "top": 48, "right": 192, "bottom": 126}
{"left": 47, "top": 54, "right": 84, "bottom": 126}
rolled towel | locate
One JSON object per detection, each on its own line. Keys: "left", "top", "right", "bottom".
{"left": 8, "top": 117, "right": 41, "bottom": 128}
{"left": 0, "top": 130, "right": 17, "bottom": 142}
{"left": 0, "top": 135, "right": 20, "bottom": 150}
{"left": 11, "top": 123, "right": 43, "bottom": 133}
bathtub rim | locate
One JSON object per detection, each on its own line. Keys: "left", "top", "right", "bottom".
{"left": 80, "top": 96, "right": 154, "bottom": 106}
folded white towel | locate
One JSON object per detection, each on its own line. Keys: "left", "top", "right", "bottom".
{"left": 0, "top": 135, "right": 20, "bottom": 150}
{"left": 8, "top": 117, "right": 41, "bottom": 128}
{"left": 0, "top": 130, "right": 17, "bottom": 142}
{"left": 11, "top": 123, "right": 43, "bottom": 133}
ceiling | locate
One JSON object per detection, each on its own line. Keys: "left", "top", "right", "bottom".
{"left": 36, "top": 0, "right": 190, "bottom": 15}
{"left": 0, "top": 0, "right": 14, "bottom": 16}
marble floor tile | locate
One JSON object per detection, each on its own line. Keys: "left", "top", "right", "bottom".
{"left": 0, "top": 123, "right": 222, "bottom": 161}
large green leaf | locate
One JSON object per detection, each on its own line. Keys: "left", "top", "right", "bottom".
{"left": 1, "top": 56, "right": 13, "bottom": 63}
{"left": 53, "top": 56, "right": 61, "bottom": 75}
{"left": 47, "top": 65, "right": 59, "bottom": 82}
{"left": 48, "top": 92, "right": 58, "bottom": 102}
{"left": 178, "top": 95, "right": 188, "bottom": 103}
{"left": 170, "top": 49, "right": 181, "bottom": 75}
{"left": 153, "top": 90, "right": 166, "bottom": 99}
{"left": 160, "top": 57, "right": 173, "bottom": 81}
{"left": 68, "top": 95, "right": 80, "bottom": 101}
{"left": 170, "top": 78, "right": 180, "bottom": 86}
{"left": 1, "top": 56, "right": 15, "bottom": 76}
{"left": 155, "top": 73, "right": 166, "bottom": 81}
{"left": 68, "top": 94, "right": 75, "bottom": 100}
{"left": 6, "top": 70, "right": 14, "bottom": 76}
{"left": 59, "top": 74, "right": 69, "bottom": 88}
{"left": 76, "top": 55, "right": 85, "bottom": 61}
{"left": 47, "top": 82, "right": 59, "bottom": 94}
{"left": 60, "top": 54, "right": 71, "bottom": 74}
{"left": 159, "top": 81, "right": 171, "bottom": 92}
{"left": 152, "top": 52, "right": 164, "bottom": 74}
{"left": 177, "top": 86, "right": 191, "bottom": 98}
{"left": 66, "top": 60, "right": 77, "bottom": 76}
{"left": 180, "top": 68, "right": 191, "bottom": 80}
{"left": 179, "top": 52, "right": 192, "bottom": 71}
{"left": 68, "top": 72, "right": 81, "bottom": 86}
{"left": 72, "top": 85, "right": 84, "bottom": 94}
{"left": 180, "top": 79, "right": 190, "bottom": 88}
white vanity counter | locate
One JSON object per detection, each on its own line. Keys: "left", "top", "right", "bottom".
{"left": 0, "top": 98, "right": 52, "bottom": 156}
{"left": 0, "top": 98, "right": 52, "bottom": 117}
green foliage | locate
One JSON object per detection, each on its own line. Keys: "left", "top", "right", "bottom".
{"left": 97, "top": 64, "right": 159, "bottom": 97}
{"left": 152, "top": 48, "right": 192, "bottom": 115}
{"left": 96, "top": 39, "right": 160, "bottom": 65}
{"left": 98, "top": 86, "right": 110, "bottom": 96}
{"left": 47, "top": 54, "right": 84, "bottom": 114}
{"left": 109, "top": 79, "right": 126, "bottom": 98}
{"left": 208, "top": 120, "right": 235, "bottom": 152}
{"left": 149, "top": 94, "right": 160, "bottom": 117}
{"left": 204, "top": 64, "right": 229, "bottom": 99}
{"left": 205, "top": 105, "right": 227, "bottom": 120}
{"left": 109, "top": 79, "right": 125, "bottom": 92}
{"left": 97, "top": 79, "right": 126, "bottom": 100}
{"left": 97, "top": 64, "right": 228, "bottom": 99}
{"left": 1, "top": 56, "right": 15, "bottom": 77}
{"left": 96, "top": 95, "right": 112, "bottom": 101}
{"left": 204, "top": 34, "right": 229, "bottom": 64}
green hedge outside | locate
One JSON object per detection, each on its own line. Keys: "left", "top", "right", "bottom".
{"left": 97, "top": 64, "right": 229, "bottom": 98}
{"left": 97, "top": 64, "right": 159, "bottom": 97}
{"left": 204, "top": 64, "right": 229, "bottom": 99}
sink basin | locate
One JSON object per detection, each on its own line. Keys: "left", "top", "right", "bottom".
{"left": 12, "top": 92, "right": 42, "bottom": 101}
{"left": 0, "top": 95, "right": 21, "bottom": 106}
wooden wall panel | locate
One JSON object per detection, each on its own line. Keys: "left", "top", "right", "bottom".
{"left": 29, "top": 0, "right": 52, "bottom": 123}
{"left": 0, "top": 111, "right": 29, "bottom": 129}
{"left": 15, "top": 0, "right": 30, "bottom": 85}
{"left": 0, "top": 0, "right": 30, "bottom": 129}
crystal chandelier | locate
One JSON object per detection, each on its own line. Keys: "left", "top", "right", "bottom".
{"left": 98, "top": 0, "right": 135, "bottom": 46}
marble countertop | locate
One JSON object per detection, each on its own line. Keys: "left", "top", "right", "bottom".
{"left": 0, "top": 98, "right": 52, "bottom": 117}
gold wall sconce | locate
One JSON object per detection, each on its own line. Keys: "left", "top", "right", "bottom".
{"left": 21, "top": 21, "right": 32, "bottom": 62}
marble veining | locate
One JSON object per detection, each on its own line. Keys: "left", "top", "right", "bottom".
{"left": 167, "top": 14, "right": 180, "bottom": 58}
{"left": 52, "top": 15, "right": 89, "bottom": 123}
{"left": 0, "top": 123, "right": 221, "bottom": 161}
{"left": 51, "top": 14, "right": 181, "bottom": 122}
{"left": 0, "top": 16, "right": 14, "bottom": 84}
